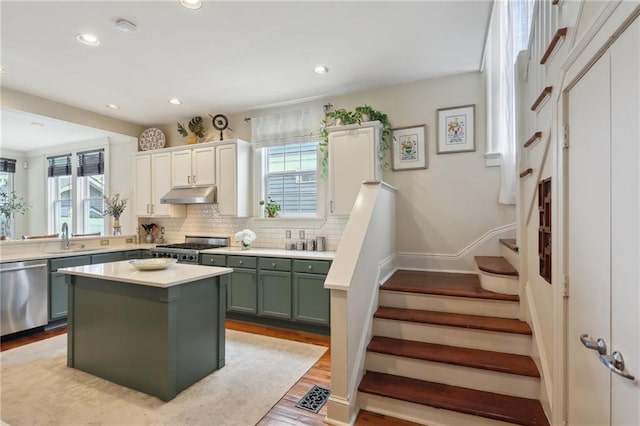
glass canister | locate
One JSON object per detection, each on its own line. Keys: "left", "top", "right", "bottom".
{"left": 315, "top": 236, "right": 326, "bottom": 252}
{"left": 306, "top": 239, "right": 315, "bottom": 251}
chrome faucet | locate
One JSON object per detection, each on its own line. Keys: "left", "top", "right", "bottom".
{"left": 61, "top": 222, "right": 69, "bottom": 250}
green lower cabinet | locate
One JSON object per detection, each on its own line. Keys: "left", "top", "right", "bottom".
{"left": 91, "top": 252, "right": 125, "bottom": 264}
{"left": 227, "top": 268, "right": 257, "bottom": 314}
{"left": 124, "top": 250, "right": 143, "bottom": 260}
{"left": 293, "top": 272, "right": 330, "bottom": 325}
{"left": 49, "top": 255, "right": 92, "bottom": 321}
{"left": 50, "top": 271, "right": 70, "bottom": 320}
{"left": 258, "top": 270, "right": 292, "bottom": 319}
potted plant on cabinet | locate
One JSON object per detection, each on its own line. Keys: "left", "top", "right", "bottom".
{"left": 319, "top": 105, "right": 392, "bottom": 177}
{"left": 259, "top": 197, "right": 281, "bottom": 218}
{"left": 177, "top": 116, "right": 206, "bottom": 144}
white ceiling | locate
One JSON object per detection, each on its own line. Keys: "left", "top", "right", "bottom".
{"left": 0, "top": 0, "right": 492, "bottom": 151}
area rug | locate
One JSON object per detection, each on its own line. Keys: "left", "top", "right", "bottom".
{"left": 0, "top": 330, "right": 327, "bottom": 425}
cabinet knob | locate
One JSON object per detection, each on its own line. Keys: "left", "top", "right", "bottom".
{"left": 272, "top": 262, "right": 276, "bottom": 267}
{"left": 308, "top": 265, "right": 313, "bottom": 270}
{"left": 210, "top": 259, "right": 215, "bottom": 263}
{"left": 239, "top": 260, "right": 243, "bottom": 265}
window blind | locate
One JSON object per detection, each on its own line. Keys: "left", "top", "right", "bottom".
{"left": 47, "top": 154, "right": 72, "bottom": 177}
{"left": 77, "top": 149, "right": 105, "bottom": 177}
{"left": 0, "top": 158, "right": 16, "bottom": 173}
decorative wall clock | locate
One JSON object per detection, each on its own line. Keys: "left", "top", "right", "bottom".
{"left": 210, "top": 114, "right": 229, "bottom": 140}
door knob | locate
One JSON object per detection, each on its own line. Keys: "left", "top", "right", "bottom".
{"left": 600, "top": 351, "right": 635, "bottom": 381}
{"left": 580, "top": 334, "right": 607, "bottom": 355}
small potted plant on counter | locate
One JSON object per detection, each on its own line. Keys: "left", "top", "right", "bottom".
{"left": 177, "top": 116, "right": 206, "bottom": 144}
{"left": 259, "top": 197, "right": 281, "bottom": 218}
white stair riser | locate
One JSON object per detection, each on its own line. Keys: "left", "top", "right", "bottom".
{"left": 379, "top": 290, "right": 520, "bottom": 319}
{"left": 366, "top": 352, "right": 540, "bottom": 399}
{"left": 373, "top": 319, "right": 532, "bottom": 356}
{"left": 500, "top": 244, "right": 520, "bottom": 272}
{"left": 359, "top": 392, "right": 516, "bottom": 426}
{"left": 476, "top": 268, "right": 519, "bottom": 295}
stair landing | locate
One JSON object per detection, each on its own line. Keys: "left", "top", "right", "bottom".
{"left": 381, "top": 270, "right": 519, "bottom": 302}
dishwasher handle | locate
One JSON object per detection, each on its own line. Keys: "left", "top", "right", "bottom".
{"left": 1, "top": 263, "right": 48, "bottom": 273}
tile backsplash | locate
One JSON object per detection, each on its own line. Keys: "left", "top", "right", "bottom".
{"left": 137, "top": 204, "right": 347, "bottom": 251}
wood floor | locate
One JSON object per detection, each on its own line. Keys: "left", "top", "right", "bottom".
{"left": 1, "top": 321, "right": 418, "bottom": 426}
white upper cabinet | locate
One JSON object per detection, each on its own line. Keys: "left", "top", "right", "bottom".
{"left": 171, "top": 146, "right": 215, "bottom": 188}
{"left": 215, "top": 140, "right": 250, "bottom": 217}
{"left": 327, "top": 122, "right": 382, "bottom": 216}
{"left": 134, "top": 152, "right": 186, "bottom": 218}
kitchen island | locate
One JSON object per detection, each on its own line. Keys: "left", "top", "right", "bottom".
{"left": 59, "top": 260, "right": 232, "bottom": 401}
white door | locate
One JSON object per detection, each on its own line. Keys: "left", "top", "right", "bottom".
{"left": 152, "top": 153, "right": 172, "bottom": 216}
{"left": 215, "top": 144, "right": 236, "bottom": 216}
{"left": 171, "top": 150, "right": 192, "bottom": 187}
{"left": 192, "top": 147, "right": 215, "bottom": 186}
{"left": 133, "top": 155, "right": 151, "bottom": 216}
{"left": 567, "top": 18, "right": 639, "bottom": 426}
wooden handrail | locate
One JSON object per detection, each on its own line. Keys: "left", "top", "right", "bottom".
{"left": 540, "top": 28, "right": 568, "bottom": 64}
{"left": 524, "top": 132, "right": 543, "bottom": 148}
{"left": 520, "top": 168, "right": 533, "bottom": 178}
{"left": 531, "top": 86, "right": 553, "bottom": 111}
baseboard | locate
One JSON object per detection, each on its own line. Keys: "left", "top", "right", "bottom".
{"left": 396, "top": 224, "right": 516, "bottom": 273}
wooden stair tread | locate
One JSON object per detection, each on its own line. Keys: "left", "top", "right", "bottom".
{"left": 381, "top": 270, "right": 519, "bottom": 302}
{"left": 359, "top": 372, "right": 549, "bottom": 426}
{"left": 499, "top": 238, "right": 519, "bottom": 252}
{"left": 374, "top": 307, "right": 532, "bottom": 335}
{"left": 475, "top": 256, "right": 519, "bottom": 276}
{"left": 368, "top": 336, "right": 540, "bottom": 377}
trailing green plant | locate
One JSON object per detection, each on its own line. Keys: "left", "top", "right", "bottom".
{"left": 177, "top": 116, "right": 206, "bottom": 139}
{"left": 259, "top": 197, "right": 281, "bottom": 217}
{"left": 319, "top": 105, "right": 392, "bottom": 178}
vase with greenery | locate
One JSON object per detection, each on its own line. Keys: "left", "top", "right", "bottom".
{"left": 319, "top": 105, "right": 392, "bottom": 178}
{"left": 259, "top": 197, "right": 281, "bottom": 218}
{"left": 177, "top": 116, "right": 206, "bottom": 144}
{"left": 0, "top": 191, "right": 30, "bottom": 239}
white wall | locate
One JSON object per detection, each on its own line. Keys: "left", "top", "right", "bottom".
{"left": 160, "top": 73, "right": 515, "bottom": 259}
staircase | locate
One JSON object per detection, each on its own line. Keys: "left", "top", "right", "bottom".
{"left": 358, "top": 240, "right": 550, "bottom": 426}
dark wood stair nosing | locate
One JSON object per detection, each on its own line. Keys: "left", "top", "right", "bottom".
{"left": 367, "top": 336, "right": 540, "bottom": 378}
{"left": 374, "top": 307, "right": 532, "bottom": 335}
{"left": 499, "top": 238, "right": 519, "bottom": 253}
{"left": 379, "top": 286, "right": 520, "bottom": 302}
{"left": 359, "top": 371, "right": 549, "bottom": 426}
{"left": 475, "top": 256, "right": 519, "bottom": 277}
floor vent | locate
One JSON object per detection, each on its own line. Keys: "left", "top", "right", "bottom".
{"left": 295, "top": 385, "right": 330, "bottom": 413}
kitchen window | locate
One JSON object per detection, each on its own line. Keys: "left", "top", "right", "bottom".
{"left": 264, "top": 142, "right": 318, "bottom": 216}
{"left": 47, "top": 149, "right": 106, "bottom": 234}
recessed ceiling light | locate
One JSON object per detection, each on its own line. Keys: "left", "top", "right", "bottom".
{"left": 106, "top": 104, "right": 120, "bottom": 110}
{"left": 30, "top": 122, "right": 45, "bottom": 127}
{"left": 115, "top": 18, "right": 137, "bottom": 32}
{"left": 76, "top": 33, "right": 101, "bottom": 47}
{"left": 180, "top": 0, "right": 202, "bottom": 10}
{"left": 313, "top": 65, "right": 329, "bottom": 74}
{"left": 168, "top": 98, "right": 183, "bottom": 105}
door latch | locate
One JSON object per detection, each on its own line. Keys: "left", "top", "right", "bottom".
{"left": 580, "top": 334, "right": 607, "bottom": 355}
{"left": 600, "top": 351, "right": 635, "bottom": 381}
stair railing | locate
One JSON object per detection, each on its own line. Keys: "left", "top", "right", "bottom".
{"left": 324, "top": 180, "right": 396, "bottom": 426}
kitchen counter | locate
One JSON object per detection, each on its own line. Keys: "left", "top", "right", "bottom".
{"left": 60, "top": 260, "right": 232, "bottom": 288}
{"left": 0, "top": 243, "right": 156, "bottom": 263}
{"left": 203, "top": 247, "right": 335, "bottom": 260}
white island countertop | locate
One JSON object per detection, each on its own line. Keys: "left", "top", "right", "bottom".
{"left": 202, "top": 247, "right": 335, "bottom": 260}
{"left": 59, "top": 260, "right": 233, "bottom": 288}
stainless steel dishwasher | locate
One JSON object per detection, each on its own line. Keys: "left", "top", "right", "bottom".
{"left": 1, "top": 259, "right": 48, "bottom": 336}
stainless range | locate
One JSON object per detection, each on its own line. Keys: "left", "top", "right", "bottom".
{"left": 150, "top": 235, "right": 229, "bottom": 264}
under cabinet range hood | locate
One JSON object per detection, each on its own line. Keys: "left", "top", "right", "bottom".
{"left": 160, "top": 186, "right": 216, "bottom": 204}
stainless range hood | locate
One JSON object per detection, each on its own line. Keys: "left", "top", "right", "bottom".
{"left": 160, "top": 186, "right": 216, "bottom": 204}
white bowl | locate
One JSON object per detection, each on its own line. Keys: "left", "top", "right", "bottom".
{"left": 129, "top": 258, "right": 178, "bottom": 271}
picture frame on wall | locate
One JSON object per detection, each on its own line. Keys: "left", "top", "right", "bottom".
{"left": 391, "top": 125, "right": 427, "bottom": 171}
{"left": 436, "top": 104, "right": 475, "bottom": 154}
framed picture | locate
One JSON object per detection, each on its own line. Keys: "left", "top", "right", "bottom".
{"left": 391, "top": 125, "right": 427, "bottom": 171}
{"left": 436, "top": 104, "right": 475, "bottom": 154}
